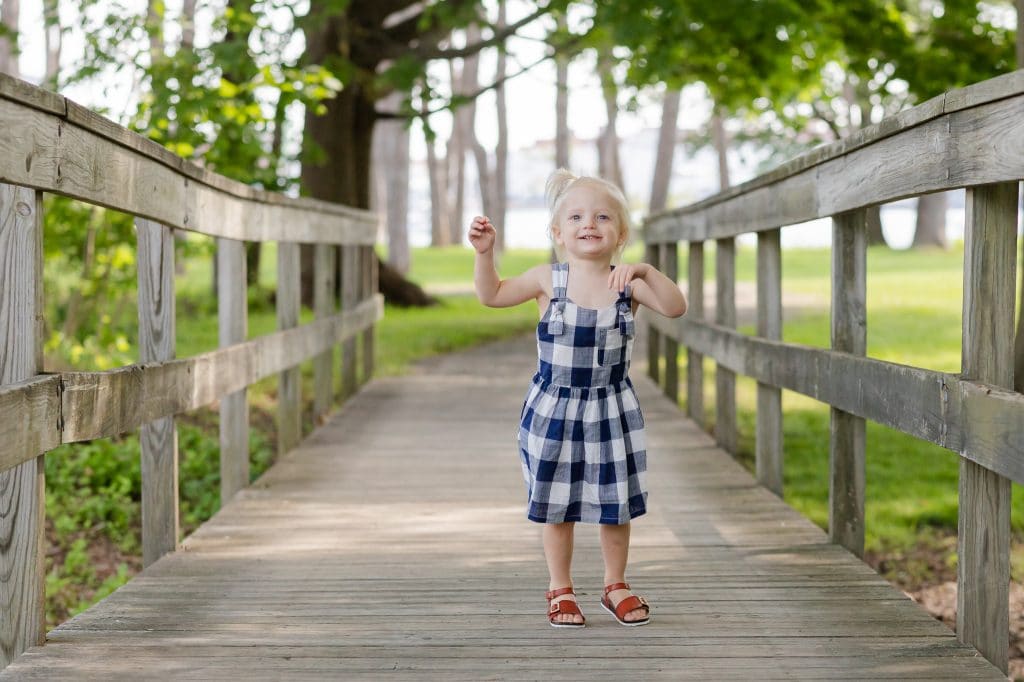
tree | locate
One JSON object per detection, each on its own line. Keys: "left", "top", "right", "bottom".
{"left": 0, "top": 0, "right": 20, "bottom": 76}
{"left": 649, "top": 89, "right": 680, "bottom": 213}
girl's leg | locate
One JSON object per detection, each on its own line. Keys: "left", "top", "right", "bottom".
{"left": 542, "top": 521, "right": 582, "bottom": 624}
{"left": 599, "top": 522, "right": 646, "bottom": 622}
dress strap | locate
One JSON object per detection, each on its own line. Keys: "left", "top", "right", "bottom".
{"left": 616, "top": 285, "right": 635, "bottom": 338}
{"left": 551, "top": 262, "right": 568, "bottom": 298}
{"left": 548, "top": 263, "right": 568, "bottom": 335}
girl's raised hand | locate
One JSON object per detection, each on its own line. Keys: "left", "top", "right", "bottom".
{"left": 608, "top": 263, "right": 649, "bottom": 293}
{"left": 468, "top": 215, "right": 496, "bottom": 254}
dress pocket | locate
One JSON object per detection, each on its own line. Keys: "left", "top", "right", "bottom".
{"left": 597, "top": 327, "right": 626, "bottom": 367}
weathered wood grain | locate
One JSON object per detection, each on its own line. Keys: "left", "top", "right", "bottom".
{"left": 0, "top": 336, "right": 1004, "bottom": 680}
{"left": 360, "top": 245, "right": 376, "bottom": 384}
{"left": 59, "top": 297, "right": 382, "bottom": 443}
{"left": 136, "top": 218, "right": 179, "bottom": 567}
{"left": 686, "top": 242, "right": 704, "bottom": 426}
{"left": 217, "top": 238, "right": 249, "bottom": 503}
{"left": 277, "top": 242, "right": 301, "bottom": 456}
{"left": 0, "top": 184, "right": 45, "bottom": 668}
{"left": 755, "top": 229, "right": 782, "bottom": 496}
{"left": 648, "top": 314, "right": 1024, "bottom": 486}
{"left": 0, "top": 376, "right": 60, "bottom": 475}
{"left": 715, "top": 238, "right": 736, "bottom": 454}
{"left": 0, "top": 78, "right": 375, "bottom": 246}
{"left": 646, "top": 242, "right": 662, "bottom": 384}
{"left": 956, "top": 182, "right": 1017, "bottom": 674}
{"left": 660, "top": 242, "right": 679, "bottom": 402}
{"left": 313, "top": 244, "right": 336, "bottom": 422}
{"left": 644, "top": 86, "right": 1024, "bottom": 244}
{"left": 340, "top": 246, "right": 359, "bottom": 398}
{"left": 829, "top": 211, "right": 866, "bottom": 558}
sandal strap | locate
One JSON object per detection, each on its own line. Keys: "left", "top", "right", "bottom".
{"left": 545, "top": 586, "right": 576, "bottom": 600}
{"left": 614, "top": 594, "right": 649, "bottom": 621}
{"left": 549, "top": 599, "right": 583, "bottom": 617}
{"left": 604, "top": 582, "right": 630, "bottom": 595}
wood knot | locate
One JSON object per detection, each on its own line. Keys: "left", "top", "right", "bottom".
{"left": 16, "top": 201, "right": 31, "bottom": 217}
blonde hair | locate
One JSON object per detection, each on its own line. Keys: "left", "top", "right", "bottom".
{"left": 545, "top": 169, "right": 631, "bottom": 262}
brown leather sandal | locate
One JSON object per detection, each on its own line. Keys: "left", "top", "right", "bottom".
{"left": 600, "top": 582, "right": 650, "bottom": 626}
{"left": 546, "top": 586, "right": 586, "bottom": 628}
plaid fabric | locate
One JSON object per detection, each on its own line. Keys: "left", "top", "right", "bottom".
{"left": 517, "top": 262, "right": 648, "bottom": 524}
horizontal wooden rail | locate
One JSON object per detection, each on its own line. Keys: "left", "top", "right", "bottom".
{"left": 0, "top": 296, "right": 382, "bottom": 474}
{"left": 644, "top": 70, "right": 1024, "bottom": 243}
{"left": 0, "top": 74, "right": 375, "bottom": 245}
{"left": 647, "top": 314, "right": 1024, "bottom": 485}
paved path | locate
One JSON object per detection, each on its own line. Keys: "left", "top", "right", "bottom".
{"left": 1, "top": 336, "right": 1003, "bottom": 680}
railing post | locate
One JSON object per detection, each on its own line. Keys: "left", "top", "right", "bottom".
{"left": 0, "top": 185, "right": 45, "bottom": 668}
{"left": 136, "top": 218, "right": 179, "bottom": 567}
{"left": 958, "top": 182, "right": 1017, "bottom": 674}
{"left": 360, "top": 245, "right": 376, "bottom": 384}
{"left": 687, "top": 241, "right": 705, "bottom": 426}
{"left": 715, "top": 237, "right": 736, "bottom": 453}
{"left": 217, "top": 237, "right": 248, "bottom": 503}
{"left": 277, "top": 242, "right": 301, "bottom": 455}
{"left": 661, "top": 242, "right": 679, "bottom": 402}
{"left": 756, "top": 228, "right": 783, "bottom": 496}
{"left": 829, "top": 210, "right": 866, "bottom": 558}
{"left": 645, "top": 242, "right": 661, "bottom": 384}
{"left": 340, "top": 245, "right": 359, "bottom": 398}
{"left": 313, "top": 244, "right": 336, "bottom": 421}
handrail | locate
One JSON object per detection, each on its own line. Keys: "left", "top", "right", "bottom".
{"left": 641, "top": 71, "right": 1023, "bottom": 675}
{"left": 0, "top": 74, "right": 381, "bottom": 669}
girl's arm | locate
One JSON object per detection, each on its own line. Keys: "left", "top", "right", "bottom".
{"left": 608, "top": 263, "right": 687, "bottom": 318}
{"left": 470, "top": 215, "right": 546, "bottom": 308}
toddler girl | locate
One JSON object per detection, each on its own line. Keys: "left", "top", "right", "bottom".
{"left": 469, "top": 169, "right": 687, "bottom": 628}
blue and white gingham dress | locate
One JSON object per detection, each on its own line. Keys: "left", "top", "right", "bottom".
{"left": 517, "top": 262, "right": 648, "bottom": 524}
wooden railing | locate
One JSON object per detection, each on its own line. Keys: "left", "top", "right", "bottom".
{"left": 0, "top": 74, "right": 382, "bottom": 668}
{"left": 642, "top": 70, "right": 1024, "bottom": 675}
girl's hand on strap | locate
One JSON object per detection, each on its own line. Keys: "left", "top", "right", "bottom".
{"left": 469, "top": 215, "right": 496, "bottom": 254}
{"left": 608, "top": 263, "right": 650, "bottom": 293}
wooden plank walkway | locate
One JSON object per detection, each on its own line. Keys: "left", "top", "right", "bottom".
{"left": 1, "top": 336, "right": 1004, "bottom": 680}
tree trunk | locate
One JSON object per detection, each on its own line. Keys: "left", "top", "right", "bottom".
{"left": 911, "top": 192, "right": 948, "bottom": 249}
{"left": 597, "top": 57, "right": 624, "bottom": 191}
{"left": 710, "top": 107, "right": 730, "bottom": 191}
{"left": 375, "top": 95, "right": 411, "bottom": 273}
{"left": 866, "top": 206, "right": 886, "bottom": 246}
{"left": 492, "top": 1, "right": 508, "bottom": 252}
{"left": 147, "top": 0, "right": 164, "bottom": 61}
{"left": 0, "top": 0, "right": 20, "bottom": 77}
{"left": 425, "top": 127, "right": 450, "bottom": 247}
{"left": 447, "top": 60, "right": 467, "bottom": 244}
{"left": 649, "top": 89, "right": 680, "bottom": 213}
{"left": 554, "top": 13, "right": 570, "bottom": 170}
{"left": 181, "top": 0, "right": 196, "bottom": 48}
{"left": 43, "top": 0, "right": 60, "bottom": 86}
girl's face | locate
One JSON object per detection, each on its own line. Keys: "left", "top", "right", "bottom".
{"left": 552, "top": 184, "right": 624, "bottom": 261}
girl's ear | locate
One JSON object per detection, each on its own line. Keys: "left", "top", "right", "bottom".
{"left": 551, "top": 224, "right": 564, "bottom": 245}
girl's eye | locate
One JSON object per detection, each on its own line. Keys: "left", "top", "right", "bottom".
{"left": 599, "top": 214, "right": 610, "bottom": 220}
{"left": 570, "top": 214, "right": 581, "bottom": 221}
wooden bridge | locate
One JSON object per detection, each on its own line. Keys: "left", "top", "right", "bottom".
{"left": 1, "top": 71, "right": 1022, "bottom": 678}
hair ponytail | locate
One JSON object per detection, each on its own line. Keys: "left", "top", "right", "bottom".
{"left": 545, "top": 168, "right": 577, "bottom": 213}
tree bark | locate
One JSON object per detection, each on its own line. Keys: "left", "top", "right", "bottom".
{"left": 710, "top": 107, "right": 730, "bottom": 191}
{"left": 493, "top": 1, "right": 508, "bottom": 252}
{"left": 0, "top": 0, "right": 20, "bottom": 77}
{"left": 147, "top": 0, "right": 164, "bottom": 62}
{"left": 43, "top": 0, "right": 60, "bottom": 86}
{"left": 181, "top": 0, "right": 196, "bottom": 49}
{"left": 376, "top": 95, "right": 411, "bottom": 273}
{"left": 425, "top": 123, "right": 450, "bottom": 247}
{"left": 597, "top": 56, "right": 624, "bottom": 191}
{"left": 911, "top": 192, "right": 948, "bottom": 249}
{"left": 302, "top": 11, "right": 435, "bottom": 307}
{"left": 554, "top": 13, "right": 570, "bottom": 170}
{"left": 649, "top": 89, "right": 680, "bottom": 213}
{"left": 866, "top": 206, "right": 886, "bottom": 246}
{"left": 448, "top": 60, "right": 468, "bottom": 244}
